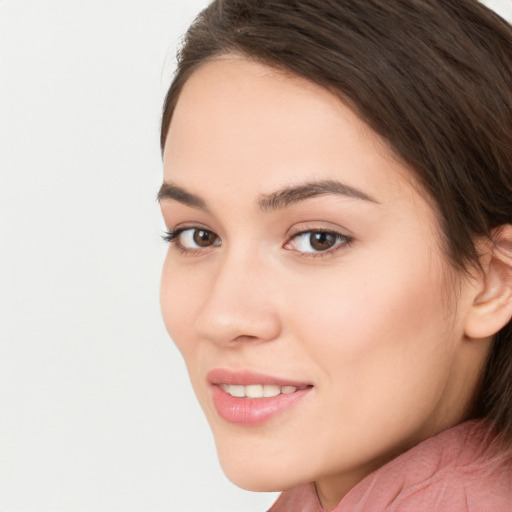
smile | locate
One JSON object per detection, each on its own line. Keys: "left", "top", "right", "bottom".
{"left": 219, "top": 383, "right": 308, "bottom": 398}
{"left": 208, "top": 369, "right": 312, "bottom": 425}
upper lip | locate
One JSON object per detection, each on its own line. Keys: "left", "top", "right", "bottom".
{"left": 207, "top": 368, "right": 312, "bottom": 387}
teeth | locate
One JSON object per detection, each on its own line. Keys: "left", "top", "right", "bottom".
{"left": 245, "top": 384, "right": 263, "bottom": 398}
{"left": 221, "top": 383, "right": 299, "bottom": 398}
{"left": 263, "top": 384, "right": 281, "bottom": 397}
{"left": 229, "top": 385, "right": 245, "bottom": 397}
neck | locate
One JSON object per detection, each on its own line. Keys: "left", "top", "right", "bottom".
{"left": 314, "top": 461, "right": 385, "bottom": 511}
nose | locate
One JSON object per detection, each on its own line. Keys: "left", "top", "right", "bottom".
{"left": 193, "top": 250, "right": 282, "bottom": 347}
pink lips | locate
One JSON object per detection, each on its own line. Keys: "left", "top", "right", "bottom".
{"left": 208, "top": 369, "right": 312, "bottom": 425}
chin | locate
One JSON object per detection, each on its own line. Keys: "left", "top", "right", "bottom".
{"left": 221, "top": 462, "right": 299, "bottom": 493}
{"left": 214, "top": 438, "right": 309, "bottom": 493}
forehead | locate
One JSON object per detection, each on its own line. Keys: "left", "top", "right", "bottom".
{"left": 163, "top": 57, "right": 420, "bottom": 206}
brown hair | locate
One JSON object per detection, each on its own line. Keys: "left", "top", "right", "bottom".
{"left": 161, "top": 0, "right": 512, "bottom": 439}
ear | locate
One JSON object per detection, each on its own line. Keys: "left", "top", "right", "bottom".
{"left": 464, "top": 225, "right": 512, "bottom": 340}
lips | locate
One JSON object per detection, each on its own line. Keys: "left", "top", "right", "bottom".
{"left": 207, "top": 368, "right": 310, "bottom": 387}
{"left": 207, "top": 369, "right": 312, "bottom": 425}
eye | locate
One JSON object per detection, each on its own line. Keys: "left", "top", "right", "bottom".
{"left": 285, "top": 230, "right": 352, "bottom": 254}
{"left": 163, "top": 227, "right": 221, "bottom": 251}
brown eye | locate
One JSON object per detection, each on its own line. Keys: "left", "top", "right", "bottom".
{"left": 285, "top": 229, "right": 352, "bottom": 254}
{"left": 168, "top": 227, "right": 221, "bottom": 251}
{"left": 193, "top": 229, "right": 218, "bottom": 247}
{"left": 309, "top": 232, "right": 337, "bottom": 251}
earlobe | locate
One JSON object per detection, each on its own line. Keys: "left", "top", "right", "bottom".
{"left": 464, "top": 225, "right": 512, "bottom": 340}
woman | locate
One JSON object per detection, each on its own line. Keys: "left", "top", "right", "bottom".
{"left": 158, "top": 1, "right": 512, "bottom": 510}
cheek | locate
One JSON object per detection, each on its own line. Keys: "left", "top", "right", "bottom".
{"left": 160, "top": 257, "right": 202, "bottom": 357}
{"left": 273, "top": 255, "right": 461, "bottom": 474}
{"left": 285, "top": 252, "right": 455, "bottom": 400}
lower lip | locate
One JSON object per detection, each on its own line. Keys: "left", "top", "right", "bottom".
{"left": 211, "top": 385, "right": 311, "bottom": 425}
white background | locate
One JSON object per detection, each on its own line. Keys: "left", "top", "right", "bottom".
{"left": 1, "top": 1, "right": 510, "bottom": 511}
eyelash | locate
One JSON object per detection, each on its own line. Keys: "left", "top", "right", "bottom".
{"left": 162, "top": 226, "right": 353, "bottom": 258}
{"left": 161, "top": 227, "right": 219, "bottom": 256}
{"left": 285, "top": 228, "right": 353, "bottom": 258}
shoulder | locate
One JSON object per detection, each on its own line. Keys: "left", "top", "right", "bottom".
{"left": 343, "top": 420, "right": 512, "bottom": 511}
{"left": 269, "top": 421, "right": 512, "bottom": 512}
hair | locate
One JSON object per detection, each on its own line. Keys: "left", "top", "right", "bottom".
{"left": 160, "top": 0, "right": 512, "bottom": 440}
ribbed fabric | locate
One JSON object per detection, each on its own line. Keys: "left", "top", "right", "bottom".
{"left": 269, "top": 420, "right": 512, "bottom": 512}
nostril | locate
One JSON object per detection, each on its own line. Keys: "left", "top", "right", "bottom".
{"left": 194, "top": 305, "right": 282, "bottom": 347}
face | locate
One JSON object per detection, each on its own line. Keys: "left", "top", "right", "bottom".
{"left": 160, "top": 58, "right": 483, "bottom": 507}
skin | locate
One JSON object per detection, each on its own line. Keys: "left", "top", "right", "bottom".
{"left": 159, "top": 58, "right": 490, "bottom": 510}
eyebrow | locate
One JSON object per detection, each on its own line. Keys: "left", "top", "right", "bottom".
{"left": 157, "top": 179, "right": 377, "bottom": 211}
{"left": 258, "top": 179, "right": 378, "bottom": 211}
{"left": 157, "top": 182, "right": 209, "bottom": 211}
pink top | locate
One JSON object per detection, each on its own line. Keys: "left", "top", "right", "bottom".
{"left": 268, "top": 421, "right": 512, "bottom": 511}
